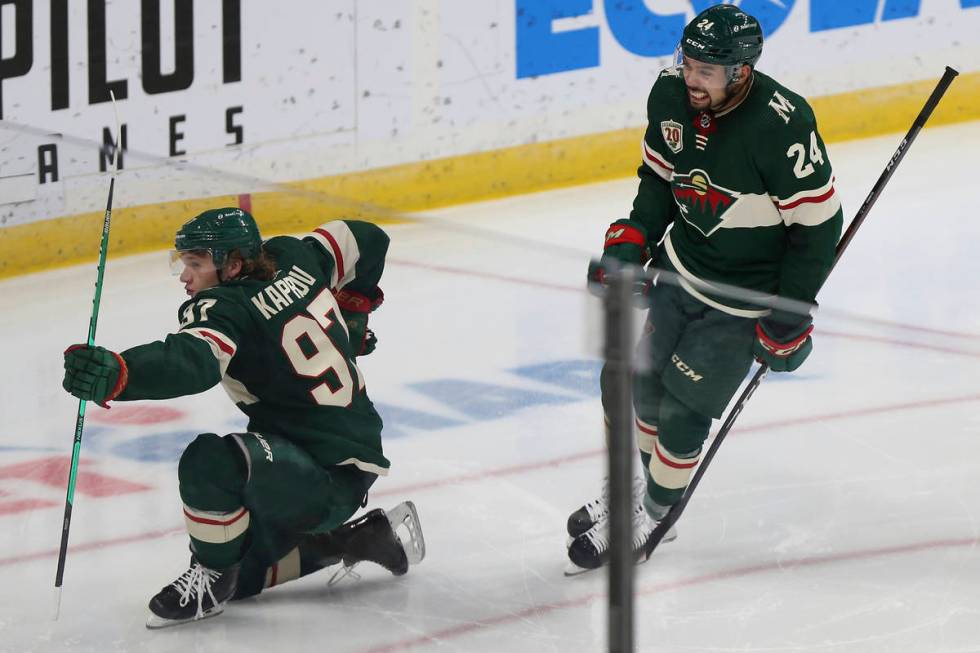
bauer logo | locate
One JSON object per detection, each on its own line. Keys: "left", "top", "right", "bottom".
{"left": 515, "top": 0, "right": 979, "bottom": 78}
{"left": 253, "top": 433, "right": 274, "bottom": 462}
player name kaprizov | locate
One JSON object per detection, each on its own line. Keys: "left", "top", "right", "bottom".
{"left": 250, "top": 265, "right": 318, "bottom": 319}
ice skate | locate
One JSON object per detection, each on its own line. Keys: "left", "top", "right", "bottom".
{"left": 566, "top": 476, "right": 646, "bottom": 541}
{"left": 145, "top": 558, "right": 240, "bottom": 629}
{"left": 564, "top": 504, "right": 676, "bottom": 576}
{"left": 327, "top": 501, "right": 426, "bottom": 586}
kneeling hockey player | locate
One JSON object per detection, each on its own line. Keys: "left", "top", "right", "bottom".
{"left": 62, "top": 208, "right": 425, "bottom": 627}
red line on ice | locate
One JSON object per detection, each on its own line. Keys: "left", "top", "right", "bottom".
{"left": 1, "top": 393, "right": 977, "bottom": 568}
{"left": 387, "top": 259, "right": 980, "bottom": 344}
{"left": 237, "top": 193, "right": 252, "bottom": 213}
{"left": 820, "top": 329, "right": 980, "bottom": 358}
{"left": 359, "top": 537, "right": 978, "bottom": 653}
{"left": 371, "top": 393, "right": 980, "bottom": 498}
{"left": 0, "top": 527, "right": 184, "bottom": 567}
{"left": 387, "top": 258, "right": 584, "bottom": 294}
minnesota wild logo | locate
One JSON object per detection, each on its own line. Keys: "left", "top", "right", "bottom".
{"left": 671, "top": 169, "right": 740, "bottom": 236}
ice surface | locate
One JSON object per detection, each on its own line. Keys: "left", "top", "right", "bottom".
{"left": 1, "top": 121, "right": 978, "bottom": 652}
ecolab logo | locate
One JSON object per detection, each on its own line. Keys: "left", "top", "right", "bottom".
{"left": 515, "top": 0, "right": 979, "bottom": 78}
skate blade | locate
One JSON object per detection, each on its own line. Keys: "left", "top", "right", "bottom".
{"left": 386, "top": 501, "right": 426, "bottom": 566}
{"left": 326, "top": 562, "right": 362, "bottom": 588}
{"left": 563, "top": 554, "right": 656, "bottom": 577}
{"left": 564, "top": 542, "right": 676, "bottom": 578}
{"left": 563, "top": 561, "right": 596, "bottom": 577}
{"left": 145, "top": 604, "right": 225, "bottom": 629}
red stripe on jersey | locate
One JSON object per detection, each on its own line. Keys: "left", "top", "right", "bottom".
{"left": 183, "top": 506, "right": 248, "bottom": 526}
{"left": 643, "top": 142, "right": 674, "bottom": 172}
{"left": 269, "top": 563, "right": 279, "bottom": 587}
{"left": 634, "top": 419, "right": 658, "bottom": 436}
{"left": 314, "top": 228, "right": 346, "bottom": 281}
{"left": 777, "top": 186, "right": 836, "bottom": 211}
{"left": 199, "top": 330, "right": 235, "bottom": 356}
{"left": 654, "top": 443, "right": 698, "bottom": 470}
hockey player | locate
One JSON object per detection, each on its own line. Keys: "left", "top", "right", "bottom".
{"left": 566, "top": 4, "right": 843, "bottom": 572}
{"left": 62, "top": 208, "right": 425, "bottom": 627}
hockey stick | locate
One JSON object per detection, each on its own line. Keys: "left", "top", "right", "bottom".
{"left": 644, "top": 66, "right": 960, "bottom": 559}
{"left": 54, "top": 92, "right": 122, "bottom": 617}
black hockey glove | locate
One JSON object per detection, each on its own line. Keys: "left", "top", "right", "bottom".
{"left": 335, "top": 287, "right": 384, "bottom": 356}
{"left": 586, "top": 219, "right": 651, "bottom": 297}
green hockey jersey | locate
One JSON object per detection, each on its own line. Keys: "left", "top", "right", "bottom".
{"left": 117, "top": 220, "right": 391, "bottom": 475}
{"left": 631, "top": 68, "right": 843, "bottom": 318}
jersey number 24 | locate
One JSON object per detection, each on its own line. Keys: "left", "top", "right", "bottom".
{"left": 786, "top": 130, "right": 825, "bottom": 179}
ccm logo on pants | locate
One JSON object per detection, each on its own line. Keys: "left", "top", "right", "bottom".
{"left": 671, "top": 354, "right": 703, "bottom": 382}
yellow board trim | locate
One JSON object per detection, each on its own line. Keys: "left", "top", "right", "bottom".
{"left": 2, "top": 71, "right": 977, "bottom": 279}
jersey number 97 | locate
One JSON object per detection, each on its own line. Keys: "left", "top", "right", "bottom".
{"left": 281, "top": 288, "right": 361, "bottom": 407}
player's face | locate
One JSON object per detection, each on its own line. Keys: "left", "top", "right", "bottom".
{"left": 178, "top": 252, "right": 220, "bottom": 297}
{"left": 681, "top": 58, "right": 731, "bottom": 110}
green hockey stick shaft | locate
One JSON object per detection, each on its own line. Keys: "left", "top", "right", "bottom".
{"left": 54, "top": 93, "right": 122, "bottom": 599}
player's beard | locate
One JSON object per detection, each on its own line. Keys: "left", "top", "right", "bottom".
{"left": 690, "top": 82, "right": 747, "bottom": 113}
{"left": 686, "top": 87, "right": 710, "bottom": 110}
{"left": 687, "top": 86, "right": 732, "bottom": 112}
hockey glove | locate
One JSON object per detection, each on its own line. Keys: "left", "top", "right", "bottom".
{"left": 586, "top": 219, "right": 651, "bottom": 297}
{"left": 753, "top": 317, "right": 814, "bottom": 373}
{"left": 335, "top": 287, "right": 384, "bottom": 356}
{"left": 63, "top": 344, "right": 129, "bottom": 405}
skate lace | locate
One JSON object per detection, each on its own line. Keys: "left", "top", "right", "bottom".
{"left": 584, "top": 505, "right": 654, "bottom": 554}
{"left": 172, "top": 563, "right": 220, "bottom": 619}
{"left": 583, "top": 524, "right": 611, "bottom": 553}
{"left": 631, "top": 512, "right": 656, "bottom": 550}
{"left": 587, "top": 477, "right": 647, "bottom": 521}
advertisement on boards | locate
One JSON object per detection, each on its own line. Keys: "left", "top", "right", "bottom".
{"left": 0, "top": 0, "right": 977, "bottom": 234}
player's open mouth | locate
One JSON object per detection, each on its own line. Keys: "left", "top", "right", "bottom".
{"left": 688, "top": 89, "right": 709, "bottom": 102}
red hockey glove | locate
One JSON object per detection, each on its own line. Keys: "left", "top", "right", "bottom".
{"left": 586, "top": 219, "right": 651, "bottom": 297}
{"left": 63, "top": 344, "right": 129, "bottom": 406}
{"left": 334, "top": 287, "right": 384, "bottom": 356}
{"left": 753, "top": 318, "right": 814, "bottom": 372}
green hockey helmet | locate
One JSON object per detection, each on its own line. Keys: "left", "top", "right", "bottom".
{"left": 680, "top": 5, "right": 764, "bottom": 70}
{"left": 173, "top": 207, "right": 262, "bottom": 270}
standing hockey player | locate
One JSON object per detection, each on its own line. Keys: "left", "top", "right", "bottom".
{"left": 566, "top": 4, "right": 843, "bottom": 572}
{"left": 62, "top": 208, "right": 425, "bottom": 626}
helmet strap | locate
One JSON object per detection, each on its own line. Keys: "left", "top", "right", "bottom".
{"left": 716, "top": 67, "right": 754, "bottom": 112}
{"left": 726, "top": 63, "right": 751, "bottom": 86}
